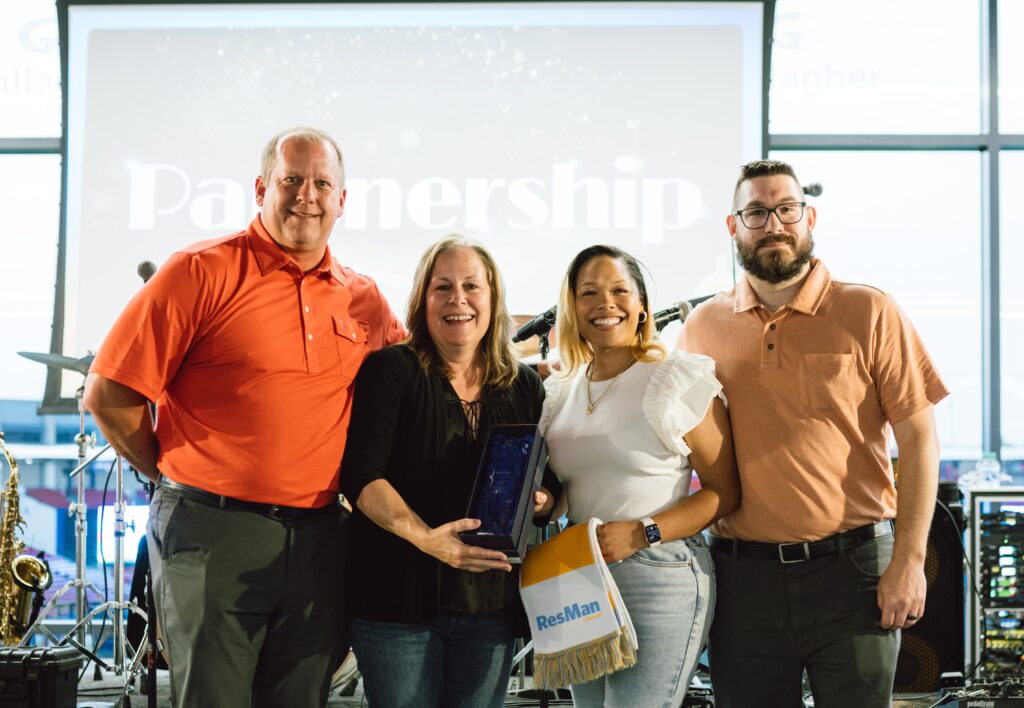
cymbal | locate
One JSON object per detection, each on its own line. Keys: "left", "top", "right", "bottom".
{"left": 18, "top": 351, "right": 94, "bottom": 375}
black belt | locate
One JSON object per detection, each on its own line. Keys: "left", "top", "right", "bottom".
{"left": 158, "top": 477, "right": 338, "bottom": 522}
{"left": 709, "top": 521, "right": 893, "bottom": 563}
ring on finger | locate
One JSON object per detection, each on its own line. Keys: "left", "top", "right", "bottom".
{"left": 907, "top": 614, "right": 920, "bottom": 621}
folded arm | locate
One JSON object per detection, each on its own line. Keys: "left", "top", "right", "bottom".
{"left": 83, "top": 373, "right": 160, "bottom": 482}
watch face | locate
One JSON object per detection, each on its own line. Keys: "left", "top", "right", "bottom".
{"left": 644, "top": 524, "right": 661, "bottom": 544}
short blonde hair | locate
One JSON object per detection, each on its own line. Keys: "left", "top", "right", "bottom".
{"left": 260, "top": 126, "right": 345, "bottom": 188}
{"left": 405, "top": 236, "right": 519, "bottom": 389}
{"left": 556, "top": 245, "right": 665, "bottom": 379}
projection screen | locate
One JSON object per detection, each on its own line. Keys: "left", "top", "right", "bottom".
{"left": 46, "top": 0, "right": 763, "bottom": 409}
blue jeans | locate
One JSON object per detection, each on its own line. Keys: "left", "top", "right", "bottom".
{"left": 570, "top": 535, "right": 715, "bottom": 708}
{"left": 350, "top": 607, "right": 517, "bottom": 708}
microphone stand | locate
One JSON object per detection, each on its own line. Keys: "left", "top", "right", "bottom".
{"left": 64, "top": 450, "right": 149, "bottom": 704}
{"left": 73, "top": 387, "right": 94, "bottom": 651}
{"left": 20, "top": 385, "right": 108, "bottom": 665}
{"left": 20, "top": 388, "right": 150, "bottom": 703}
{"left": 511, "top": 327, "right": 552, "bottom": 706}
{"left": 82, "top": 455, "right": 149, "bottom": 707}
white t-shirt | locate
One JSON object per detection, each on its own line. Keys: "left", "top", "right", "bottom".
{"left": 540, "top": 350, "right": 722, "bottom": 523}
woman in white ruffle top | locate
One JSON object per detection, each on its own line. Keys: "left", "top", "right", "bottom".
{"left": 536, "top": 244, "right": 740, "bottom": 708}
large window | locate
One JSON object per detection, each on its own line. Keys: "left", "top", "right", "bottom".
{"left": 2, "top": 0, "right": 1020, "bottom": 467}
{"left": 0, "top": 156, "right": 62, "bottom": 401}
{"left": 998, "top": 0, "right": 1024, "bottom": 459}
{"left": 770, "top": 0, "right": 1019, "bottom": 464}
{"left": 770, "top": 0, "right": 981, "bottom": 135}
{"left": 1001, "top": 151, "right": 1024, "bottom": 457}
{"left": 0, "top": 0, "right": 62, "bottom": 136}
{"left": 769, "top": 150, "right": 982, "bottom": 454}
{"left": 0, "top": 0, "right": 61, "bottom": 403}
{"left": 998, "top": 0, "right": 1024, "bottom": 133}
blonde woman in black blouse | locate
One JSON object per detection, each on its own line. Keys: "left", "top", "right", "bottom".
{"left": 340, "top": 236, "right": 551, "bottom": 708}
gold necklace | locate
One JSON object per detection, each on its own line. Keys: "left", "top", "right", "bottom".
{"left": 585, "top": 359, "right": 635, "bottom": 415}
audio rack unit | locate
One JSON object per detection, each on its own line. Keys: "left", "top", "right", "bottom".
{"left": 967, "top": 487, "right": 1024, "bottom": 680}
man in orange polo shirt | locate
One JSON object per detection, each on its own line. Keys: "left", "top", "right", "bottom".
{"left": 84, "top": 127, "right": 404, "bottom": 707}
{"left": 679, "top": 159, "right": 947, "bottom": 708}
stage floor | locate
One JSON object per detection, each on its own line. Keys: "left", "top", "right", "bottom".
{"left": 74, "top": 670, "right": 943, "bottom": 707}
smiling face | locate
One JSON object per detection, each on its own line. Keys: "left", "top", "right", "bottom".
{"left": 573, "top": 255, "right": 643, "bottom": 353}
{"left": 425, "top": 246, "right": 493, "bottom": 361}
{"left": 729, "top": 174, "right": 816, "bottom": 284}
{"left": 255, "top": 135, "right": 346, "bottom": 271}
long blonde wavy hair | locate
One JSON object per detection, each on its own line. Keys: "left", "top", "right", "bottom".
{"left": 556, "top": 245, "right": 666, "bottom": 379}
{"left": 404, "top": 236, "right": 519, "bottom": 389}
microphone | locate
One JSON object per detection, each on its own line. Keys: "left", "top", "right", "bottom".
{"left": 512, "top": 305, "right": 558, "bottom": 343}
{"left": 802, "top": 182, "right": 823, "bottom": 197}
{"left": 652, "top": 294, "right": 715, "bottom": 332}
{"left": 137, "top": 261, "right": 158, "bottom": 283}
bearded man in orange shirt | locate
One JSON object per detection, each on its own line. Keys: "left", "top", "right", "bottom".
{"left": 85, "top": 127, "right": 404, "bottom": 707}
{"left": 680, "top": 159, "right": 947, "bottom": 708}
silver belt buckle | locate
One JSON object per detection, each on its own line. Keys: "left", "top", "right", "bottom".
{"left": 778, "top": 541, "right": 810, "bottom": 563}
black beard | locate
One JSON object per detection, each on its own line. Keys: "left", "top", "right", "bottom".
{"left": 736, "top": 231, "right": 814, "bottom": 284}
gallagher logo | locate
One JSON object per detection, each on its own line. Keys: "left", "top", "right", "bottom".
{"left": 535, "top": 601, "right": 602, "bottom": 631}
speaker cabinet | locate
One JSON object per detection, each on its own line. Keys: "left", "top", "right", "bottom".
{"left": 892, "top": 499, "right": 965, "bottom": 693}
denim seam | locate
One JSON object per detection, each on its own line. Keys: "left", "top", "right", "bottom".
{"left": 671, "top": 554, "right": 716, "bottom": 708}
{"left": 666, "top": 560, "right": 702, "bottom": 706}
{"left": 632, "top": 556, "right": 693, "bottom": 569}
{"left": 845, "top": 536, "right": 891, "bottom": 579}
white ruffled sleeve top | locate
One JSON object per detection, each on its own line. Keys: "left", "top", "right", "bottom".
{"left": 539, "top": 350, "right": 722, "bottom": 523}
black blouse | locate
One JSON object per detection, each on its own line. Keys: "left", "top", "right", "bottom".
{"left": 340, "top": 344, "right": 544, "bottom": 624}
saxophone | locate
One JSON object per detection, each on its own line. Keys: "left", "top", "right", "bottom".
{"left": 0, "top": 432, "right": 53, "bottom": 645}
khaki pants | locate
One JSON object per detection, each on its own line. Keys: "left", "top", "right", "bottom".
{"left": 147, "top": 485, "right": 349, "bottom": 708}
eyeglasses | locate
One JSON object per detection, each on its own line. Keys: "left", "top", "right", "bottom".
{"left": 732, "top": 202, "right": 807, "bottom": 229}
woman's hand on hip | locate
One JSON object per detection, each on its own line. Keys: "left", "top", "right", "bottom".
{"left": 596, "top": 520, "right": 646, "bottom": 563}
{"left": 419, "top": 518, "right": 513, "bottom": 573}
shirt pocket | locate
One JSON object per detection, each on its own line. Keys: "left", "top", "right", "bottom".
{"left": 799, "top": 353, "right": 856, "bottom": 413}
{"left": 333, "top": 316, "right": 369, "bottom": 386}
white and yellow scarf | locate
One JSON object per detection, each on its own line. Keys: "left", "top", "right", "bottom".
{"left": 519, "top": 519, "right": 638, "bottom": 689}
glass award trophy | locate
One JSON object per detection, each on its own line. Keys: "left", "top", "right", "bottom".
{"left": 460, "top": 424, "right": 548, "bottom": 563}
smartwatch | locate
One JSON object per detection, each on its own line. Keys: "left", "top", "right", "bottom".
{"left": 641, "top": 517, "right": 662, "bottom": 547}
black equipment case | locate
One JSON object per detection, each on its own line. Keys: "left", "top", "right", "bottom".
{"left": 0, "top": 647, "right": 81, "bottom": 707}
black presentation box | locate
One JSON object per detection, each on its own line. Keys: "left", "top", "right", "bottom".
{"left": 0, "top": 646, "right": 81, "bottom": 707}
{"left": 460, "top": 424, "right": 548, "bottom": 563}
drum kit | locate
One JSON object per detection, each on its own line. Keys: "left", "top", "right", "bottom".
{"left": 6, "top": 309, "right": 585, "bottom": 703}
{"left": 11, "top": 349, "right": 365, "bottom": 703}
{"left": 8, "top": 304, "right": 601, "bottom": 704}
{"left": 14, "top": 350, "right": 161, "bottom": 707}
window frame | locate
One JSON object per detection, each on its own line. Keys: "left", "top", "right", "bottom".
{"left": 766, "top": 0, "right": 1024, "bottom": 456}
{"left": 5, "top": 0, "right": 1019, "bottom": 455}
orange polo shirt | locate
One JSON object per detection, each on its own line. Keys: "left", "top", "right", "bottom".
{"left": 680, "top": 259, "right": 948, "bottom": 543}
{"left": 91, "top": 216, "right": 405, "bottom": 507}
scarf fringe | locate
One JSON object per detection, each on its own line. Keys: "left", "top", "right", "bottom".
{"left": 532, "top": 628, "right": 637, "bottom": 689}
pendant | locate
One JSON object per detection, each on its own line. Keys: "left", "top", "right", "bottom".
{"left": 586, "top": 404, "right": 594, "bottom": 415}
